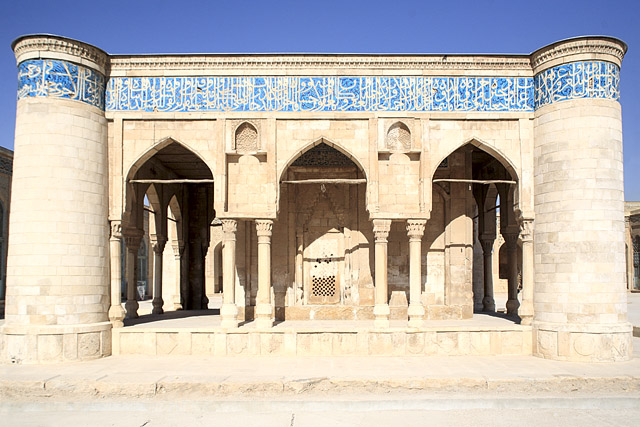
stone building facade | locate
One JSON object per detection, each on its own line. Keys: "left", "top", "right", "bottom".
{"left": 625, "top": 202, "right": 640, "bottom": 291}
{"left": 0, "top": 35, "right": 632, "bottom": 363}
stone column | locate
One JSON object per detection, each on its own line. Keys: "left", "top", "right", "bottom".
{"left": 532, "top": 37, "right": 631, "bottom": 361}
{"left": 108, "top": 221, "right": 125, "bottom": 328}
{"left": 518, "top": 218, "right": 534, "bottom": 325}
{"left": 171, "top": 242, "right": 184, "bottom": 310}
{"left": 151, "top": 236, "right": 167, "bottom": 315}
{"left": 479, "top": 235, "right": 496, "bottom": 312}
{"left": 373, "top": 219, "right": 392, "bottom": 328}
{"left": 124, "top": 229, "right": 143, "bottom": 319}
{"left": 0, "top": 35, "right": 111, "bottom": 363}
{"left": 407, "top": 219, "right": 426, "bottom": 327}
{"left": 220, "top": 219, "right": 238, "bottom": 328}
{"left": 255, "top": 220, "right": 274, "bottom": 329}
{"left": 503, "top": 229, "right": 520, "bottom": 316}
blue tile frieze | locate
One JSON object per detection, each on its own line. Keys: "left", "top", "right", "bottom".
{"left": 15, "top": 59, "right": 619, "bottom": 113}
{"left": 17, "top": 60, "right": 105, "bottom": 110}
{"left": 534, "top": 61, "right": 620, "bottom": 109}
{"left": 106, "top": 75, "right": 535, "bottom": 113}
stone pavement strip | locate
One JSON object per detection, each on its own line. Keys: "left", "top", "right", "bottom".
{"left": 1, "top": 337, "right": 640, "bottom": 401}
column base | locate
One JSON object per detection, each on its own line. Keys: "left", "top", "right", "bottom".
{"left": 255, "top": 304, "right": 274, "bottom": 329}
{"left": 220, "top": 303, "right": 238, "bottom": 328}
{"left": 519, "top": 300, "right": 534, "bottom": 325}
{"left": 151, "top": 298, "right": 164, "bottom": 315}
{"left": 373, "top": 304, "right": 390, "bottom": 329}
{"left": 533, "top": 321, "right": 632, "bottom": 362}
{"left": 482, "top": 296, "right": 495, "bottom": 312}
{"left": 407, "top": 304, "right": 425, "bottom": 327}
{"left": 108, "top": 305, "right": 125, "bottom": 328}
{"left": 506, "top": 299, "right": 520, "bottom": 316}
{"left": 124, "top": 300, "right": 139, "bottom": 319}
{"left": 0, "top": 322, "right": 112, "bottom": 364}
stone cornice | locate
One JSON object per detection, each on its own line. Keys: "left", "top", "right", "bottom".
{"left": 531, "top": 36, "right": 626, "bottom": 75}
{"left": 108, "top": 54, "right": 532, "bottom": 72}
{"left": 12, "top": 34, "right": 109, "bottom": 75}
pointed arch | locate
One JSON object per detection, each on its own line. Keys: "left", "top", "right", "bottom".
{"left": 386, "top": 121, "right": 411, "bottom": 151}
{"left": 430, "top": 137, "right": 518, "bottom": 182}
{"left": 278, "top": 137, "right": 368, "bottom": 184}
{"left": 125, "top": 137, "right": 214, "bottom": 182}
{"left": 234, "top": 121, "right": 258, "bottom": 153}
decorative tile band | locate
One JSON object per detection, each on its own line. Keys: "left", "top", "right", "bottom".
{"left": 534, "top": 61, "right": 619, "bottom": 109}
{"left": 106, "top": 75, "right": 534, "bottom": 113}
{"left": 17, "top": 60, "right": 105, "bottom": 110}
{"left": 15, "top": 59, "right": 619, "bottom": 113}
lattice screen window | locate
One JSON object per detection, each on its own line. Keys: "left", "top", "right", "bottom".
{"left": 312, "top": 276, "right": 337, "bottom": 297}
{"left": 291, "top": 142, "right": 354, "bottom": 167}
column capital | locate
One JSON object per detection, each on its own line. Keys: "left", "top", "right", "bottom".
{"left": 256, "top": 219, "right": 273, "bottom": 238}
{"left": 122, "top": 227, "right": 144, "bottom": 249}
{"left": 222, "top": 219, "right": 238, "bottom": 241}
{"left": 152, "top": 235, "right": 167, "bottom": 254}
{"left": 373, "top": 219, "right": 392, "bottom": 243}
{"left": 518, "top": 218, "right": 534, "bottom": 243}
{"left": 110, "top": 220, "right": 122, "bottom": 240}
{"left": 503, "top": 231, "right": 519, "bottom": 251}
{"left": 406, "top": 219, "right": 426, "bottom": 241}
{"left": 479, "top": 236, "right": 495, "bottom": 254}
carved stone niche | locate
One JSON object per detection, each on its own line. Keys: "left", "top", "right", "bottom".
{"left": 385, "top": 121, "right": 411, "bottom": 152}
{"left": 232, "top": 120, "right": 260, "bottom": 153}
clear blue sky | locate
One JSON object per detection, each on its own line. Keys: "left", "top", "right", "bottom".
{"left": 1, "top": 0, "right": 638, "bottom": 199}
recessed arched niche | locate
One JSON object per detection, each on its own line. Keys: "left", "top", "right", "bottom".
{"left": 234, "top": 121, "right": 258, "bottom": 153}
{"left": 385, "top": 121, "right": 411, "bottom": 151}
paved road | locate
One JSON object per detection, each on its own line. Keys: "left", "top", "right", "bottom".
{"left": 3, "top": 396, "right": 640, "bottom": 427}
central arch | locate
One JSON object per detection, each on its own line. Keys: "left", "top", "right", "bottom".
{"left": 274, "top": 138, "right": 373, "bottom": 319}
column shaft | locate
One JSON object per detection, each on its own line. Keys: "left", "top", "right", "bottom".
{"left": 151, "top": 237, "right": 166, "bottom": 315}
{"left": 407, "top": 219, "right": 426, "bottom": 327}
{"left": 220, "top": 219, "right": 238, "bottom": 328}
{"left": 108, "top": 221, "right": 125, "bottom": 327}
{"left": 518, "top": 218, "right": 534, "bottom": 324}
{"left": 504, "top": 232, "right": 520, "bottom": 316}
{"left": 373, "top": 219, "right": 392, "bottom": 328}
{"left": 255, "top": 220, "right": 274, "bottom": 328}
{"left": 479, "top": 237, "right": 496, "bottom": 312}
{"left": 124, "top": 230, "right": 143, "bottom": 319}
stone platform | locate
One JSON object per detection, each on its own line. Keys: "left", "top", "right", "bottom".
{"left": 113, "top": 312, "right": 531, "bottom": 357}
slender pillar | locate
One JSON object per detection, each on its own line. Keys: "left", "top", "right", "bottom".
{"left": 151, "top": 236, "right": 167, "bottom": 315}
{"left": 255, "top": 220, "right": 274, "bottom": 329}
{"left": 518, "top": 218, "right": 534, "bottom": 325}
{"left": 220, "top": 219, "right": 238, "bottom": 328}
{"left": 373, "top": 219, "right": 392, "bottom": 328}
{"left": 407, "top": 219, "right": 426, "bottom": 327}
{"left": 479, "top": 235, "right": 496, "bottom": 312}
{"left": 171, "top": 242, "right": 184, "bottom": 310}
{"left": 108, "top": 221, "right": 125, "bottom": 327}
{"left": 124, "top": 229, "right": 143, "bottom": 319}
{"left": 503, "top": 229, "right": 520, "bottom": 316}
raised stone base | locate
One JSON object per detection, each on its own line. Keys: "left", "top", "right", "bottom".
{"left": 274, "top": 304, "right": 471, "bottom": 321}
{"left": 113, "top": 324, "right": 532, "bottom": 357}
{"left": 533, "top": 322, "right": 633, "bottom": 362}
{"left": 0, "top": 322, "right": 112, "bottom": 364}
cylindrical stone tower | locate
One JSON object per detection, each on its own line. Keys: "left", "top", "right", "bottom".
{"left": 0, "top": 35, "right": 111, "bottom": 363}
{"left": 532, "top": 37, "right": 632, "bottom": 361}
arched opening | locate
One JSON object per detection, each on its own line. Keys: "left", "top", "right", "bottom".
{"left": 275, "top": 139, "right": 371, "bottom": 319}
{"left": 123, "top": 140, "right": 215, "bottom": 315}
{"left": 430, "top": 140, "right": 520, "bottom": 319}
